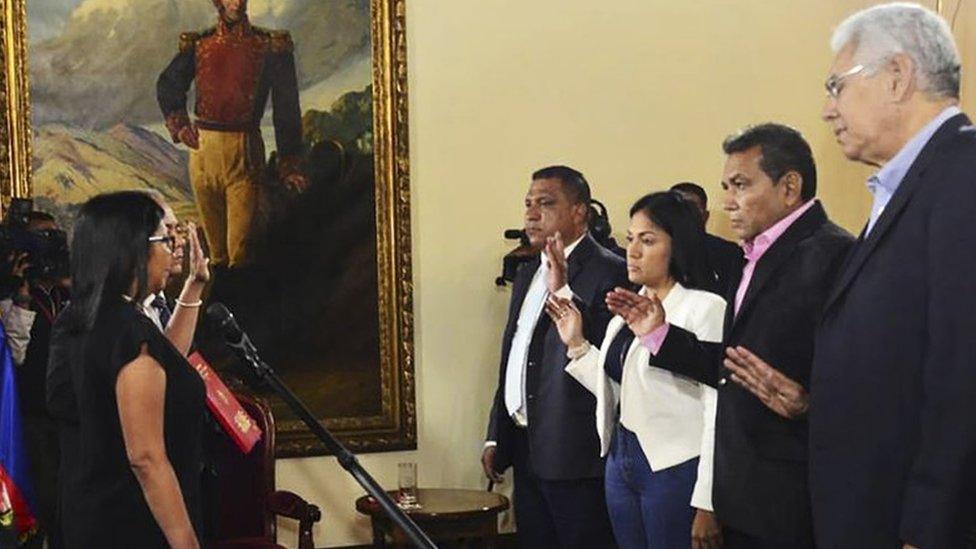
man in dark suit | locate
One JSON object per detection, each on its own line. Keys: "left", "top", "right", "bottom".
{"left": 808, "top": 5, "right": 976, "bottom": 547}
{"left": 610, "top": 124, "right": 853, "bottom": 548}
{"left": 670, "top": 182, "right": 743, "bottom": 297}
{"left": 482, "top": 165, "right": 625, "bottom": 548}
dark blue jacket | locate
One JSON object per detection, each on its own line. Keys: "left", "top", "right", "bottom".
{"left": 811, "top": 113, "right": 976, "bottom": 548}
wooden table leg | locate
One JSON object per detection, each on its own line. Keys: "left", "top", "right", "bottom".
{"left": 476, "top": 515, "right": 499, "bottom": 549}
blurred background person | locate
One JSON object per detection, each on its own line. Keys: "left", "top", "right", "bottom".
{"left": 670, "top": 182, "right": 741, "bottom": 297}
{"left": 548, "top": 191, "right": 725, "bottom": 548}
{"left": 139, "top": 189, "right": 210, "bottom": 351}
{"left": 0, "top": 208, "right": 71, "bottom": 548}
{"left": 0, "top": 249, "right": 36, "bottom": 366}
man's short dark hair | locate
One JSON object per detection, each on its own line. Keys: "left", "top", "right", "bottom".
{"left": 722, "top": 123, "right": 817, "bottom": 201}
{"left": 532, "top": 165, "right": 592, "bottom": 205}
{"left": 670, "top": 182, "right": 708, "bottom": 208}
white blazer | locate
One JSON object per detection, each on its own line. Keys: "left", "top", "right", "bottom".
{"left": 565, "top": 283, "right": 726, "bottom": 510}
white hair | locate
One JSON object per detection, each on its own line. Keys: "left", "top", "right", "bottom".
{"left": 831, "top": 2, "right": 960, "bottom": 98}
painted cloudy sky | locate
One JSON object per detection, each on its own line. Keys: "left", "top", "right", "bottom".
{"left": 28, "top": 0, "right": 372, "bottom": 130}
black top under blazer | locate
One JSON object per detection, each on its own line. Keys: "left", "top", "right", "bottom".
{"left": 486, "top": 233, "right": 627, "bottom": 481}
{"left": 652, "top": 201, "right": 854, "bottom": 543}
{"left": 811, "top": 113, "right": 976, "bottom": 549}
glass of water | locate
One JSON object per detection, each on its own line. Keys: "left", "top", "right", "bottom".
{"left": 397, "top": 462, "right": 419, "bottom": 508}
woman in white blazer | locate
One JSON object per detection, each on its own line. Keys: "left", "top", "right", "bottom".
{"left": 546, "top": 191, "right": 726, "bottom": 549}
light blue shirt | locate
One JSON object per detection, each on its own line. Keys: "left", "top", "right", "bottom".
{"left": 864, "top": 106, "right": 961, "bottom": 236}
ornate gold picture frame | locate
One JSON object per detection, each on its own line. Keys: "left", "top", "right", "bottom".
{"left": 0, "top": 0, "right": 415, "bottom": 457}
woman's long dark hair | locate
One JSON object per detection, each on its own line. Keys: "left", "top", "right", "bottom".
{"left": 629, "top": 191, "right": 711, "bottom": 290}
{"left": 66, "top": 191, "right": 163, "bottom": 332}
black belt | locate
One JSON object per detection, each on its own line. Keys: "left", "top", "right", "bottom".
{"left": 195, "top": 119, "right": 258, "bottom": 133}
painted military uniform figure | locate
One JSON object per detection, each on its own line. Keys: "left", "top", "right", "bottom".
{"left": 157, "top": 0, "right": 307, "bottom": 268}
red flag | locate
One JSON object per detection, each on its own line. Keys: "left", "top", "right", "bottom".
{"left": 0, "top": 461, "right": 36, "bottom": 542}
{"left": 0, "top": 320, "right": 37, "bottom": 543}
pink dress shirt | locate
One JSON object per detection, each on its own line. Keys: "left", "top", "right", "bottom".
{"left": 641, "top": 199, "right": 817, "bottom": 354}
{"left": 733, "top": 199, "right": 816, "bottom": 316}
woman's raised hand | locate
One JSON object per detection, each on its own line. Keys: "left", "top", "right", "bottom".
{"left": 605, "top": 287, "right": 666, "bottom": 337}
{"left": 545, "top": 295, "right": 585, "bottom": 349}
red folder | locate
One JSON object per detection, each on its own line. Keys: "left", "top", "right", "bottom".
{"left": 188, "top": 352, "right": 262, "bottom": 454}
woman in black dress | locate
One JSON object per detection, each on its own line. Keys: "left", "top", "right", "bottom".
{"left": 62, "top": 191, "right": 204, "bottom": 548}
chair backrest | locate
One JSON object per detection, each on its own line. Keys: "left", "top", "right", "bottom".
{"left": 214, "top": 393, "right": 278, "bottom": 542}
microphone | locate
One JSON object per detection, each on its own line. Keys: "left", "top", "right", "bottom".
{"left": 503, "top": 229, "right": 525, "bottom": 240}
{"left": 202, "top": 303, "right": 437, "bottom": 548}
{"left": 205, "top": 302, "right": 244, "bottom": 344}
{"left": 205, "top": 302, "right": 266, "bottom": 380}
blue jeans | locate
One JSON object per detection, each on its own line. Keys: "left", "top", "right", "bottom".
{"left": 605, "top": 425, "right": 698, "bottom": 549}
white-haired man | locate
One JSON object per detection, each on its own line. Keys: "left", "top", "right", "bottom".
{"left": 724, "top": 3, "right": 976, "bottom": 547}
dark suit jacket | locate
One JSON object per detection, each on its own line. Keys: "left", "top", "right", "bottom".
{"left": 486, "top": 233, "right": 627, "bottom": 480}
{"left": 811, "top": 113, "right": 976, "bottom": 548}
{"left": 652, "top": 201, "right": 853, "bottom": 542}
{"left": 703, "top": 232, "right": 743, "bottom": 298}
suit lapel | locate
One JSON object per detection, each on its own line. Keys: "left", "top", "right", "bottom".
{"left": 566, "top": 233, "right": 597, "bottom": 287}
{"left": 732, "top": 202, "right": 828, "bottom": 331}
{"left": 824, "top": 113, "right": 972, "bottom": 312}
{"left": 723, "top": 256, "right": 744, "bottom": 342}
{"left": 505, "top": 233, "right": 594, "bottom": 335}
{"left": 507, "top": 257, "right": 540, "bottom": 331}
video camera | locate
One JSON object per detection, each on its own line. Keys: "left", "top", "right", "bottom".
{"left": 495, "top": 198, "right": 625, "bottom": 286}
{"left": 0, "top": 198, "right": 70, "bottom": 281}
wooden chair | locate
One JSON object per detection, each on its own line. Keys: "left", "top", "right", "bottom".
{"left": 213, "top": 393, "right": 322, "bottom": 549}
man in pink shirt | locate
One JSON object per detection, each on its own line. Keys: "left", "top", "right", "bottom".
{"left": 608, "top": 123, "right": 853, "bottom": 548}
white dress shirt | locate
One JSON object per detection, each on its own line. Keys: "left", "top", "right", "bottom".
{"left": 501, "top": 234, "right": 584, "bottom": 426}
{"left": 141, "top": 293, "right": 167, "bottom": 332}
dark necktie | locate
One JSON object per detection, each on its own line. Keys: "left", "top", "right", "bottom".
{"left": 604, "top": 327, "right": 635, "bottom": 384}
{"left": 152, "top": 294, "right": 173, "bottom": 328}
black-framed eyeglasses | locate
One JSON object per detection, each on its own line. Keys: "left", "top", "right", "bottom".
{"left": 148, "top": 235, "right": 177, "bottom": 251}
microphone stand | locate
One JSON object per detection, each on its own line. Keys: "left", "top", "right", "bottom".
{"left": 227, "top": 333, "right": 437, "bottom": 549}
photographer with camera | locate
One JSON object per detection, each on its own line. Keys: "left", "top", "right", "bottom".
{"left": 0, "top": 205, "right": 71, "bottom": 548}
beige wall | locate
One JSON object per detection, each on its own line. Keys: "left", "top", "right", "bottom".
{"left": 275, "top": 1, "right": 974, "bottom": 546}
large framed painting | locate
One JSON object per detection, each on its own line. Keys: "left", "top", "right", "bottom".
{"left": 0, "top": 0, "right": 415, "bottom": 456}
